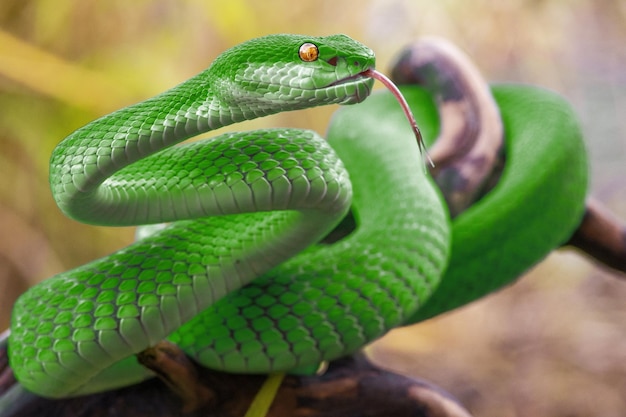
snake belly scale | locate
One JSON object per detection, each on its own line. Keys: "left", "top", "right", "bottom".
{"left": 7, "top": 34, "right": 450, "bottom": 397}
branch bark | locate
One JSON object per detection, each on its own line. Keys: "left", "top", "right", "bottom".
{"left": 390, "top": 37, "right": 504, "bottom": 217}
{"left": 0, "top": 340, "right": 473, "bottom": 417}
{"left": 566, "top": 198, "right": 626, "bottom": 274}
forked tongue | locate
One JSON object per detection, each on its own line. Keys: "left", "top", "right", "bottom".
{"left": 362, "top": 69, "right": 434, "bottom": 168}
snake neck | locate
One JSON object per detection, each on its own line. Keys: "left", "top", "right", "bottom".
{"left": 49, "top": 35, "right": 376, "bottom": 224}
{"left": 48, "top": 71, "right": 282, "bottom": 222}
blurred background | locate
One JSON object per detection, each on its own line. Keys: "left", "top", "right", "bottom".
{"left": 0, "top": 1, "right": 624, "bottom": 416}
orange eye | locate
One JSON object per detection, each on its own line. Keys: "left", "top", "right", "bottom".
{"left": 299, "top": 42, "right": 319, "bottom": 62}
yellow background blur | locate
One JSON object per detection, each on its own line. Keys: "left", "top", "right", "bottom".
{"left": 1, "top": 1, "right": 625, "bottom": 416}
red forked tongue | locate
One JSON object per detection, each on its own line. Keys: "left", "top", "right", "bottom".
{"left": 362, "top": 68, "right": 434, "bottom": 168}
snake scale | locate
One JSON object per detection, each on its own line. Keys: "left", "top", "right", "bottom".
{"left": 3, "top": 34, "right": 587, "bottom": 401}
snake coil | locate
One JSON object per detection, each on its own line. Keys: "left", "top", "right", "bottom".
{"left": 4, "top": 34, "right": 587, "bottom": 403}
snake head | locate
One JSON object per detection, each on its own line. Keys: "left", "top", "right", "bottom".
{"left": 207, "top": 34, "right": 376, "bottom": 114}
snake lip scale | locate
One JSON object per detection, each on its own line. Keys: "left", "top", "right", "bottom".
{"left": 327, "top": 71, "right": 371, "bottom": 87}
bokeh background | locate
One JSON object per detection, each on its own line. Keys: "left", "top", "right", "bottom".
{"left": 1, "top": 1, "right": 625, "bottom": 416}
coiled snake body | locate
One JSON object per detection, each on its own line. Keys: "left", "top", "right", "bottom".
{"left": 5, "top": 34, "right": 587, "bottom": 399}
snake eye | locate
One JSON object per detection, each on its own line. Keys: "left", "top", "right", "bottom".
{"left": 299, "top": 42, "right": 319, "bottom": 62}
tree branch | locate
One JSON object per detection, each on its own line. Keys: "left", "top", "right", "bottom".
{"left": 390, "top": 37, "right": 504, "bottom": 217}
{"left": 0, "top": 339, "right": 473, "bottom": 417}
{"left": 566, "top": 198, "right": 626, "bottom": 274}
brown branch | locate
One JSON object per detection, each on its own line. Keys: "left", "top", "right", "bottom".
{"left": 566, "top": 198, "right": 626, "bottom": 274}
{"left": 0, "top": 336, "right": 15, "bottom": 397}
{"left": 0, "top": 340, "right": 473, "bottom": 417}
{"left": 137, "top": 341, "right": 215, "bottom": 413}
{"left": 390, "top": 37, "right": 504, "bottom": 217}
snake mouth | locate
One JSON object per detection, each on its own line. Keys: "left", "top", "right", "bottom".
{"left": 329, "top": 74, "right": 365, "bottom": 86}
{"left": 327, "top": 69, "right": 374, "bottom": 88}
{"left": 325, "top": 69, "right": 376, "bottom": 105}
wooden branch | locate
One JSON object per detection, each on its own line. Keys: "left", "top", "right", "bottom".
{"left": 0, "top": 338, "right": 473, "bottom": 417}
{"left": 566, "top": 198, "right": 626, "bottom": 274}
{"left": 137, "top": 341, "right": 215, "bottom": 413}
{"left": 0, "top": 337, "right": 15, "bottom": 397}
{"left": 390, "top": 37, "right": 504, "bottom": 217}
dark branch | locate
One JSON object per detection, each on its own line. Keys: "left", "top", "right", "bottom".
{"left": 566, "top": 198, "right": 626, "bottom": 274}
{"left": 0, "top": 339, "right": 474, "bottom": 417}
{"left": 390, "top": 37, "right": 504, "bottom": 217}
{"left": 137, "top": 341, "right": 216, "bottom": 413}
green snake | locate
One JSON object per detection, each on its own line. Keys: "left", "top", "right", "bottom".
{"left": 3, "top": 34, "right": 587, "bottom": 400}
